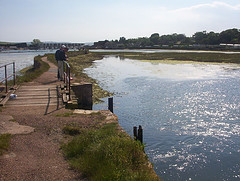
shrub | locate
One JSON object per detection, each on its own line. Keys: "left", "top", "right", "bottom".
{"left": 0, "top": 134, "right": 11, "bottom": 155}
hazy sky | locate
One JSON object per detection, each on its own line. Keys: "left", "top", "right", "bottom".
{"left": 0, "top": 0, "right": 240, "bottom": 43}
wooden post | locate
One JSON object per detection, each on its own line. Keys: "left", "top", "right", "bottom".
{"left": 68, "top": 66, "right": 71, "bottom": 100}
{"left": 5, "top": 65, "right": 7, "bottom": 93}
{"left": 138, "top": 125, "right": 143, "bottom": 144}
{"left": 13, "top": 62, "right": 16, "bottom": 86}
{"left": 133, "top": 126, "right": 138, "bottom": 140}
{"left": 108, "top": 97, "right": 113, "bottom": 113}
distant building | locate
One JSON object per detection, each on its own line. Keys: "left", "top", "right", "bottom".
{"left": 41, "top": 42, "right": 84, "bottom": 49}
{"left": 0, "top": 43, "right": 27, "bottom": 50}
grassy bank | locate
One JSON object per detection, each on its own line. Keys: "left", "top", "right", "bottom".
{"left": 0, "top": 134, "right": 11, "bottom": 156}
{"left": 62, "top": 123, "right": 159, "bottom": 181}
{"left": 16, "top": 55, "right": 50, "bottom": 84}
{"left": 46, "top": 51, "right": 113, "bottom": 103}
{"left": 93, "top": 51, "right": 240, "bottom": 64}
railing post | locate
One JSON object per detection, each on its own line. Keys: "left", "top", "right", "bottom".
{"left": 5, "top": 65, "right": 7, "bottom": 93}
{"left": 69, "top": 66, "right": 71, "bottom": 100}
{"left": 63, "top": 62, "right": 66, "bottom": 84}
{"left": 13, "top": 62, "right": 16, "bottom": 86}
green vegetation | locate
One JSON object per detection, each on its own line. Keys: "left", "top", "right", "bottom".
{"left": 47, "top": 51, "right": 113, "bottom": 104}
{"left": 0, "top": 42, "right": 16, "bottom": 45}
{"left": 0, "top": 134, "right": 11, "bottom": 155}
{"left": 4, "top": 55, "right": 49, "bottom": 89}
{"left": 16, "top": 55, "right": 50, "bottom": 84}
{"left": 89, "top": 111, "right": 106, "bottom": 121}
{"left": 62, "top": 123, "right": 159, "bottom": 181}
{"left": 54, "top": 112, "right": 75, "bottom": 117}
{"left": 68, "top": 53, "right": 113, "bottom": 103}
{"left": 29, "top": 39, "right": 43, "bottom": 49}
{"left": 63, "top": 126, "right": 81, "bottom": 136}
{"left": 91, "top": 28, "right": 240, "bottom": 50}
{"left": 93, "top": 51, "right": 240, "bottom": 64}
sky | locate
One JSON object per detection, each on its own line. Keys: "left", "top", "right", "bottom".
{"left": 0, "top": 0, "right": 240, "bottom": 43}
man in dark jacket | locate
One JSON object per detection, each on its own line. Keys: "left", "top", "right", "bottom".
{"left": 55, "top": 45, "right": 68, "bottom": 81}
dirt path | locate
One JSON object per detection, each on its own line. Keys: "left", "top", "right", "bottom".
{"left": 0, "top": 57, "right": 88, "bottom": 181}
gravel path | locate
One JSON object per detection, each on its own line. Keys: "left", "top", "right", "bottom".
{"left": 0, "top": 58, "right": 89, "bottom": 181}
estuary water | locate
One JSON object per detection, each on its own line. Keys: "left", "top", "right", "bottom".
{"left": 0, "top": 50, "right": 55, "bottom": 80}
{"left": 85, "top": 56, "right": 240, "bottom": 181}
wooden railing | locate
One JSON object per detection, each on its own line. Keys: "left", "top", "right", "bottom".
{"left": 0, "top": 62, "right": 16, "bottom": 93}
{"left": 63, "top": 61, "right": 71, "bottom": 101}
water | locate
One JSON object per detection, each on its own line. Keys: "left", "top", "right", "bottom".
{"left": 85, "top": 56, "right": 240, "bottom": 181}
{"left": 0, "top": 50, "right": 56, "bottom": 80}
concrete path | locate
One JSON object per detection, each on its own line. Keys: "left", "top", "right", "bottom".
{"left": 0, "top": 57, "right": 83, "bottom": 181}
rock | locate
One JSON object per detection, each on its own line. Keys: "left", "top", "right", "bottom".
{"left": 0, "top": 115, "right": 34, "bottom": 135}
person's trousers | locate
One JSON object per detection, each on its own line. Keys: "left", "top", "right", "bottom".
{"left": 58, "top": 61, "right": 64, "bottom": 80}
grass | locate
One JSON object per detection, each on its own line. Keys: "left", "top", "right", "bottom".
{"left": 93, "top": 51, "right": 240, "bottom": 64}
{"left": 89, "top": 112, "right": 106, "bottom": 121}
{"left": 15, "top": 55, "right": 50, "bottom": 84}
{"left": 54, "top": 112, "right": 75, "bottom": 117}
{"left": 46, "top": 51, "right": 113, "bottom": 104}
{"left": 62, "top": 123, "right": 159, "bottom": 181}
{"left": 0, "top": 134, "right": 11, "bottom": 155}
{"left": 63, "top": 126, "right": 81, "bottom": 136}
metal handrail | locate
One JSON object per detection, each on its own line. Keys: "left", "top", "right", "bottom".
{"left": 0, "top": 62, "right": 16, "bottom": 93}
{"left": 63, "top": 61, "right": 71, "bottom": 101}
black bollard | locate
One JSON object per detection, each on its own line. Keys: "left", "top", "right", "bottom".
{"left": 108, "top": 97, "right": 113, "bottom": 113}
{"left": 138, "top": 125, "right": 143, "bottom": 144}
{"left": 133, "top": 126, "right": 138, "bottom": 140}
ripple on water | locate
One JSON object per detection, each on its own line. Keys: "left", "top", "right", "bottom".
{"left": 89, "top": 56, "right": 240, "bottom": 181}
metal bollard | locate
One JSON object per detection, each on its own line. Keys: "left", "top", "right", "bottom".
{"left": 108, "top": 97, "right": 113, "bottom": 113}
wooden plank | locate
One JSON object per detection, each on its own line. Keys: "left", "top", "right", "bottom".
{"left": 15, "top": 90, "right": 57, "bottom": 95}
{"left": 7, "top": 101, "right": 58, "bottom": 106}
{"left": 12, "top": 96, "right": 57, "bottom": 100}
{"left": 6, "top": 103, "right": 58, "bottom": 107}
{"left": 19, "top": 85, "right": 57, "bottom": 89}
{"left": 7, "top": 100, "right": 58, "bottom": 104}
{"left": 4, "top": 84, "right": 62, "bottom": 107}
{"left": 16, "top": 89, "right": 57, "bottom": 93}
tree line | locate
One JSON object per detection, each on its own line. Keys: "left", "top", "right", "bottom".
{"left": 91, "top": 28, "right": 240, "bottom": 50}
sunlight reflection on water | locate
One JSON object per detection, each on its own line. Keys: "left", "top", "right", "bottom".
{"left": 85, "top": 56, "right": 240, "bottom": 181}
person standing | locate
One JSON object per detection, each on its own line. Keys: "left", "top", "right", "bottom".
{"left": 55, "top": 45, "right": 68, "bottom": 81}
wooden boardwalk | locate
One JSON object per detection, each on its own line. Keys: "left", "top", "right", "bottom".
{"left": 6, "top": 85, "right": 60, "bottom": 107}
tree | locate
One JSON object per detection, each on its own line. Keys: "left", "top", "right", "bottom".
{"left": 150, "top": 33, "right": 160, "bottom": 45}
{"left": 192, "top": 31, "right": 208, "bottom": 44}
{"left": 206, "top": 32, "right": 220, "bottom": 45}
{"left": 219, "top": 28, "right": 240, "bottom": 44}
{"left": 31, "top": 39, "right": 42, "bottom": 49}
{"left": 119, "top": 37, "right": 126, "bottom": 44}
